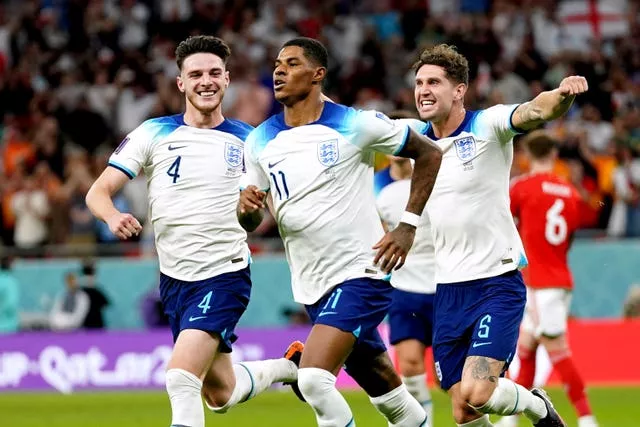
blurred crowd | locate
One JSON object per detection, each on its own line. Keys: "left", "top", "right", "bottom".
{"left": 0, "top": 0, "right": 639, "bottom": 257}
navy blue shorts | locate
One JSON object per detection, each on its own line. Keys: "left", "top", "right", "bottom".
{"left": 159, "top": 266, "right": 251, "bottom": 353}
{"left": 388, "top": 289, "right": 435, "bottom": 347}
{"left": 305, "top": 277, "right": 393, "bottom": 365}
{"left": 432, "top": 270, "right": 526, "bottom": 390}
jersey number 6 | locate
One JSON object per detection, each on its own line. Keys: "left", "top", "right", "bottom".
{"left": 545, "top": 199, "right": 567, "bottom": 245}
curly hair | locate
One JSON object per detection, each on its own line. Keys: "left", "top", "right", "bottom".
{"left": 412, "top": 44, "right": 469, "bottom": 85}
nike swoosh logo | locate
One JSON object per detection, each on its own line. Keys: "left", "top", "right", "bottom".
{"left": 318, "top": 311, "right": 338, "bottom": 317}
{"left": 188, "top": 316, "right": 207, "bottom": 322}
{"left": 472, "top": 341, "right": 492, "bottom": 348}
{"left": 268, "top": 159, "right": 285, "bottom": 168}
{"left": 168, "top": 145, "right": 187, "bottom": 151}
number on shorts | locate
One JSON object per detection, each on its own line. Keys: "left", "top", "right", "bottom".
{"left": 545, "top": 199, "right": 568, "bottom": 246}
{"left": 478, "top": 314, "right": 492, "bottom": 339}
{"left": 197, "top": 291, "right": 213, "bottom": 314}
{"left": 323, "top": 288, "right": 343, "bottom": 310}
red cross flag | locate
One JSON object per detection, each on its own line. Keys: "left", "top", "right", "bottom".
{"left": 558, "top": 0, "right": 630, "bottom": 40}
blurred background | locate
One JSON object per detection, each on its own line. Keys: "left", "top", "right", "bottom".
{"left": 0, "top": 0, "right": 639, "bottom": 418}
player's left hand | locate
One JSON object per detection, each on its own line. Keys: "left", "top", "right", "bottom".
{"left": 372, "top": 223, "right": 416, "bottom": 274}
{"left": 558, "top": 75, "right": 588, "bottom": 97}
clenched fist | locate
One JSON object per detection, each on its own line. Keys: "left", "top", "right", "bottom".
{"left": 558, "top": 75, "right": 588, "bottom": 97}
{"left": 107, "top": 212, "right": 142, "bottom": 240}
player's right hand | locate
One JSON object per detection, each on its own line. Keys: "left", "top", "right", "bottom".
{"left": 106, "top": 212, "right": 142, "bottom": 240}
{"left": 239, "top": 185, "right": 266, "bottom": 214}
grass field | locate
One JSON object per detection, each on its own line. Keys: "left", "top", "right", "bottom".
{"left": 1, "top": 386, "right": 636, "bottom": 426}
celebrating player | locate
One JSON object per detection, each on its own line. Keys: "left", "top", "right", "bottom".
{"left": 238, "top": 37, "right": 442, "bottom": 427}
{"left": 497, "top": 131, "right": 599, "bottom": 427}
{"left": 86, "top": 36, "right": 297, "bottom": 427}
{"left": 376, "top": 147, "right": 437, "bottom": 426}
{"left": 406, "top": 44, "right": 588, "bottom": 427}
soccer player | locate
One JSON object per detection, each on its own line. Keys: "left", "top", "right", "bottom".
{"left": 85, "top": 35, "right": 297, "bottom": 427}
{"left": 376, "top": 150, "right": 437, "bottom": 427}
{"left": 497, "top": 131, "right": 598, "bottom": 427}
{"left": 406, "top": 44, "right": 588, "bottom": 427}
{"left": 238, "top": 37, "right": 443, "bottom": 427}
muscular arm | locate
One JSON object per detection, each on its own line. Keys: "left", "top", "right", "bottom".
{"left": 85, "top": 167, "right": 129, "bottom": 222}
{"left": 512, "top": 75, "right": 588, "bottom": 131}
{"left": 396, "top": 129, "right": 443, "bottom": 217}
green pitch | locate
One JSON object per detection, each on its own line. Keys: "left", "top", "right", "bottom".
{"left": 0, "top": 387, "right": 636, "bottom": 426}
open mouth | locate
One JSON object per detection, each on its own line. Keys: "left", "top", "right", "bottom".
{"left": 274, "top": 79, "right": 285, "bottom": 90}
{"left": 198, "top": 90, "right": 217, "bottom": 98}
{"left": 420, "top": 99, "right": 436, "bottom": 108}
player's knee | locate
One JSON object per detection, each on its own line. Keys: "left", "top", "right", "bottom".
{"left": 166, "top": 368, "right": 203, "bottom": 401}
{"left": 297, "top": 367, "right": 336, "bottom": 402}
{"left": 398, "top": 353, "right": 425, "bottom": 377}
{"left": 460, "top": 378, "right": 494, "bottom": 409}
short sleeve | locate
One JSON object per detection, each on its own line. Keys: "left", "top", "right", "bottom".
{"left": 476, "top": 104, "right": 524, "bottom": 144}
{"left": 240, "top": 131, "right": 270, "bottom": 192}
{"left": 108, "top": 123, "right": 151, "bottom": 179}
{"left": 350, "top": 110, "right": 411, "bottom": 155}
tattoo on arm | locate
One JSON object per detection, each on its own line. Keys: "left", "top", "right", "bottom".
{"left": 397, "top": 129, "right": 442, "bottom": 215}
{"left": 513, "top": 102, "right": 544, "bottom": 131}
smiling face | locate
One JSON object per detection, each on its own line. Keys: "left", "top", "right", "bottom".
{"left": 177, "top": 52, "right": 229, "bottom": 115}
{"left": 273, "top": 46, "right": 325, "bottom": 106}
{"left": 414, "top": 64, "right": 467, "bottom": 123}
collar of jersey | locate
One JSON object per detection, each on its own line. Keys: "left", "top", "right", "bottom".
{"left": 175, "top": 113, "right": 236, "bottom": 132}
{"left": 273, "top": 102, "right": 336, "bottom": 130}
{"left": 424, "top": 110, "right": 478, "bottom": 140}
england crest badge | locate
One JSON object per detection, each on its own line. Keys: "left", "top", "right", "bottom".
{"left": 317, "top": 139, "right": 339, "bottom": 167}
{"left": 225, "top": 143, "right": 243, "bottom": 168}
{"left": 453, "top": 136, "right": 476, "bottom": 162}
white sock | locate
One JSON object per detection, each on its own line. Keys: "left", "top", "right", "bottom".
{"left": 494, "top": 415, "right": 518, "bottom": 427}
{"left": 370, "top": 383, "right": 428, "bottom": 426}
{"left": 165, "top": 368, "right": 204, "bottom": 427}
{"left": 298, "top": 367, "right": 355, "bottom": 427}
{"left": 208, "top": 358, "right": 297, "bottom": 413}
{"left": 403, "top": 374, "right": 433, "bottom": 426}
{"left": 474, "top": 378, "right": 548, "bottom": 423}
{"left": 458, "top": 414, "right": 494, "bottom": 426}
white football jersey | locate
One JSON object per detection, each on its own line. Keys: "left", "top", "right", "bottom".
{"left": 376, "top": 178, "right": 436, "bottom": 294}
{"left": 109, "top": 114, "right": 253, "bottom": 281}
{"left": 402, "top": 105, "right": 528, "bottom": 284}
{"left": 242, "top": 103, "right": 411, "bottom": 304}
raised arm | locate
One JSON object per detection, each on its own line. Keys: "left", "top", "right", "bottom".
{"left": 85, "top": 167, "right": 142, "bottom": 240}
{"left": 511, "top": 76, "right": 588, "bottom": 131}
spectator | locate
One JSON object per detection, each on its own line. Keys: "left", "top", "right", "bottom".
{"left": 0, "top": 255, "right": 19, "bottom": 333}
{"left": 10, "top": 174, "right": 50, "bottom": 250}
{"left": 79, "top": 259, "right": 110, "bottom": 329}
{"left": 49, "top": 271, "right": 89, "bottom": 331}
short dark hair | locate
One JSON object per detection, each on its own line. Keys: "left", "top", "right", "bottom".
{"left": 522, "top": 130, "right": 558, "bottom": 159}
{"left": 412, "top": 44, "right": 469, "bottom": 85}
{"left": 282, "top": 37, "right": 328, "bottom": 69}
{"left": 175, "top": 35, "right": 231, "bottom": 70}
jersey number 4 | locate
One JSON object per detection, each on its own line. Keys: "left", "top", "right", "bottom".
{"left": 545, "top": 199, "right": 567, "bottom": 245}
{"left": 167, "top": 156, "right": 182, "bottom": 183}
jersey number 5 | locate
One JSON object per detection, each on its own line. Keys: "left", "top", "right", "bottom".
{"left": 545, "top": 199, "right": 567, "bottom": 245}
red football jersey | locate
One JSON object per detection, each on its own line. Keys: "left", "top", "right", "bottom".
{"left": 510, "top": 172, "right": 582, "bottom": 289}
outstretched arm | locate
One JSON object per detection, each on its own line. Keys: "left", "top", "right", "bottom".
{"left": 511, "top": 76, "right": 588, "bottom": 131}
